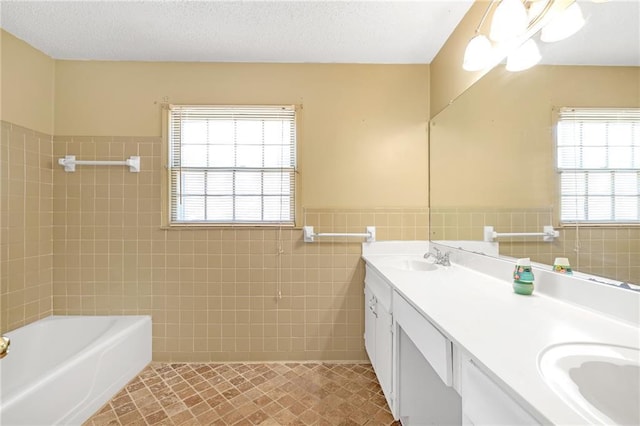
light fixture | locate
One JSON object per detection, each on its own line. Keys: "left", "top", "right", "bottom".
{"left": 462, "top": 0, "right": 495, "bottom": 72}
{"left": 463, "top": 35, "right": 493, "bottom": 71}
{"left": 506, "top": 39, "right": 542, "bottom": 71}
{"left": 540, "top": 2, "right": 585, "bottom": 42}
{"left": 527, "top": 0, "right": 548, "bottom": 22}
{"left": 462, "top": 0, "right": 588, "bottom": 73}
{"left": 489, "top": 0, "right": 529, "bottom": 42}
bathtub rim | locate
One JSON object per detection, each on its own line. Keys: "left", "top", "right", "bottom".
{"left": 0, "top": 315, "right": 152, "bottom": 425}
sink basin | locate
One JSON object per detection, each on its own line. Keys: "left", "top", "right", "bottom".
{"left": 538, "top": 342, "right": 640, "bottom": 425}
{"left": 379, "top": 257, "right": 438, "bottom": 272}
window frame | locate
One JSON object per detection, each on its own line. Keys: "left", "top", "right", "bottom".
{"left": 554, "top": 106, "right": 640, "bottom": 226}
{"left": 161, "top": 104, "right": 300, "bottom": 228}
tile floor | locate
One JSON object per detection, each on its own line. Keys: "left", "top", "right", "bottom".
{"left": 84, "top": 362, "right": 399, "bottom": 425}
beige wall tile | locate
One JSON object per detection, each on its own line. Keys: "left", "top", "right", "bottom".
{"left": 1, "top": 122, "right": 53, "bottom": 333}
{"left": 431, "top": 207, "right": 638, "bottom": 284}
{"left": 48, "top": 149, "right": 430, "bottom": 361}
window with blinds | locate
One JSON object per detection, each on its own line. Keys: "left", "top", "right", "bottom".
{"left": 556, "top": 107, "right": 640, "bottom": 223}
{"left": 168, "top": 105, "right": 296, "bottom": 225}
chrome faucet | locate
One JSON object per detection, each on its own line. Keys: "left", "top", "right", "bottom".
{"left": 0, "top": 335, "right": 10, "bottom": 359}
{"left": 424, "top": 247, "right": 451, "bottom": 266}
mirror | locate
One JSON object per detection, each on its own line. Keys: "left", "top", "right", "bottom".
{"left": 429, "top": 1, "right": 639, "bottom": 286}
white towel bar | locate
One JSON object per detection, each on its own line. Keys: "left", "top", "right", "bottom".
{"left": 483, "top": 225, "right": 559, "bottom": 242}
{"left": 303, "top": 226, "right": 376, "bottom": 243}
{"left": 58, "top": 155, "right": 140, "bottom": 172}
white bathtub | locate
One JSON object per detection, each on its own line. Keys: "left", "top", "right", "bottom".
{"left": 0, "top": 315, "right": 151, "bottom": 426}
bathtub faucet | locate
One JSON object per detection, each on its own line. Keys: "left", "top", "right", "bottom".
{"left": 0, "top": 335, "right": 10, "bottom": 359}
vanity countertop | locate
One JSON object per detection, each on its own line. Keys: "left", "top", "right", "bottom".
{"left": 362, "top": 242, "right": 640, "bottom": 425}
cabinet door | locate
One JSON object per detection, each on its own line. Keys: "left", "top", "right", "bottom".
{"left": 462, "top": 359, "right": 539, "bottom": 425}
{"left": 376, "top": 304, "right": 393, "bottom": 408}
{"left": 364, "top": 285, "right": 376, "bottom": 365}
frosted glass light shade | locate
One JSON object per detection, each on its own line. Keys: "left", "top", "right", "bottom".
{"left": 506, "top": 39, "right": 541, "bottom": 72}
{"left": 463, "top": 35, "right": 492, "bottom": 71}
{"left": 490, "top": 0, "right": 529, "bottom": 42}
{"left": 527, "top": 0, "right": 547, "bottom": 22}
{"left": 541, "top": 2, "right": 585, "bottom": 42}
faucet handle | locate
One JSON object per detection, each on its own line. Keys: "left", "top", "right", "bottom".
{"left": 432, "top": 247, "right": 441, "bottom": 256}
{"left": 0, "top": 335, "right": 10, "bottom": 358}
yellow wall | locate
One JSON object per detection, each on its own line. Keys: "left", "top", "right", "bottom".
{"left": 54, "top": 61, "right": 430, "bottom": 209}
{"left": 0, "top": 29, "right": 55, "bottom": 134}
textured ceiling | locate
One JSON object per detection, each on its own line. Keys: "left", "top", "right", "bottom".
{"left": 1, "top": 1, "right": 636, "bottom": 66}
{"left": 0, "top": 0, "right": 475, "bottom": 64}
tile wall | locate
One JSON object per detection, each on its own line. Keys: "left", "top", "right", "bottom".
{"left": 51, "top": 135, "right": 429, "bottom": 361}
{"left": 5, "top": 126, "right": 636, "bottom": 361}
{"left": 431, "top": 207, "right": 639, "bottom": 283}
{"left": 0, "top": 121, "right": 53, "bottom": 333}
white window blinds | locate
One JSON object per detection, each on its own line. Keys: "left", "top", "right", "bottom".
{"left": 168, "top": 105, "right": 296, "bottom": 224}
{"left": 556, "top": 107, "right": 640, "bottom": 223}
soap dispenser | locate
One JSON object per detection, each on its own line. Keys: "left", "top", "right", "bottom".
{"left": 513, "top": 258, "right": 534, "bottom": 295}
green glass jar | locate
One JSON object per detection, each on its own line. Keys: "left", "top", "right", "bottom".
{"left": 513, "top": 258, "right": 534, "bottom": 295}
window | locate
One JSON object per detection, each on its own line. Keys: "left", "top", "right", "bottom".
{"left": 168, "top": 105, "right": 296, "bottom": 225}
{"left": 556, "top": 107, "right": 639, "bottom": 223}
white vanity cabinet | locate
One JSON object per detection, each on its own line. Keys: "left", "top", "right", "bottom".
{"left": 362, "top": 242, "right": 640, "bottom": 426}
{"left": 364, "top": 265, "right": 395, "bottom": 416}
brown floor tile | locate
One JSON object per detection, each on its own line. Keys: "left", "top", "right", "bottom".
{"left": 262, "top": 400, "right": 285, "bottom": 417}
{"left": 246, "top": 409, "right": 269, "bottom": 425}
{"left": 220, "top": 408, "right": 245, "bottom": 424}
{"left": 119, "top": 409, "right": 147, "bottom": 425}
{"left": 196, "top": 408, "right": 220, "bottom": 424}
{"left": 164, "top": 401, "right": 189, "bottom": 417}
{"left": 207, "top": 393, "right": 228, "bottom": 409}
{"left": 191, "top": 401, "right": 213, "bottom": 417}
{"left": 272, "top": 408, "right": 298, "bottom": 425}
{"left": 83, "top": 362, "right": 399, "bottom": 426}
{"left": 214, "top": 400, "right": 236, "bottom": 417}
{"left": 86, "top": 409, "right": 118, "bottom": 426}
{"left": 184, "top": 394, "right": 204, "bottom": 408}
{"left": 139, "top": 401, "right": 163, "bottom": 417}
{"left": 235, "top": 402, "right": 260, "bottom": 418}
{"left": 257, "top": 420, "right": 282, "bottom": 426}
{"left": 288, "top": 401, "right": 307, "bottom": 417}
{"left": 145, "top": 409, "right": 168, "bottom": 424}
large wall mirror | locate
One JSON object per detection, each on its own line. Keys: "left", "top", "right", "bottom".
{"left": 429, "top": 0, "right": 639, "bottom": 285}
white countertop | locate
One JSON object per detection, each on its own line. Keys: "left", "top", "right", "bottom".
{"left": 362, "top": 242, "right": 640, "bottom": 425}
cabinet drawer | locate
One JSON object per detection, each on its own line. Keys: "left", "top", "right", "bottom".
{"left": 365, "top": 265, "right": 392, "bottom": 312}
{"left": 393, "top": 292, "right": 452, "bottom": 386}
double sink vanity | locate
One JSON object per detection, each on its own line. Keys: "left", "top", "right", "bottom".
{"left": 362, "top": 241, "right": 640, "bottom": 425}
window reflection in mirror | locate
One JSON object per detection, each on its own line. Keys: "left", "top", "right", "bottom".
{"left": 429, "top": 65, "right": 639, "bottom": 285}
